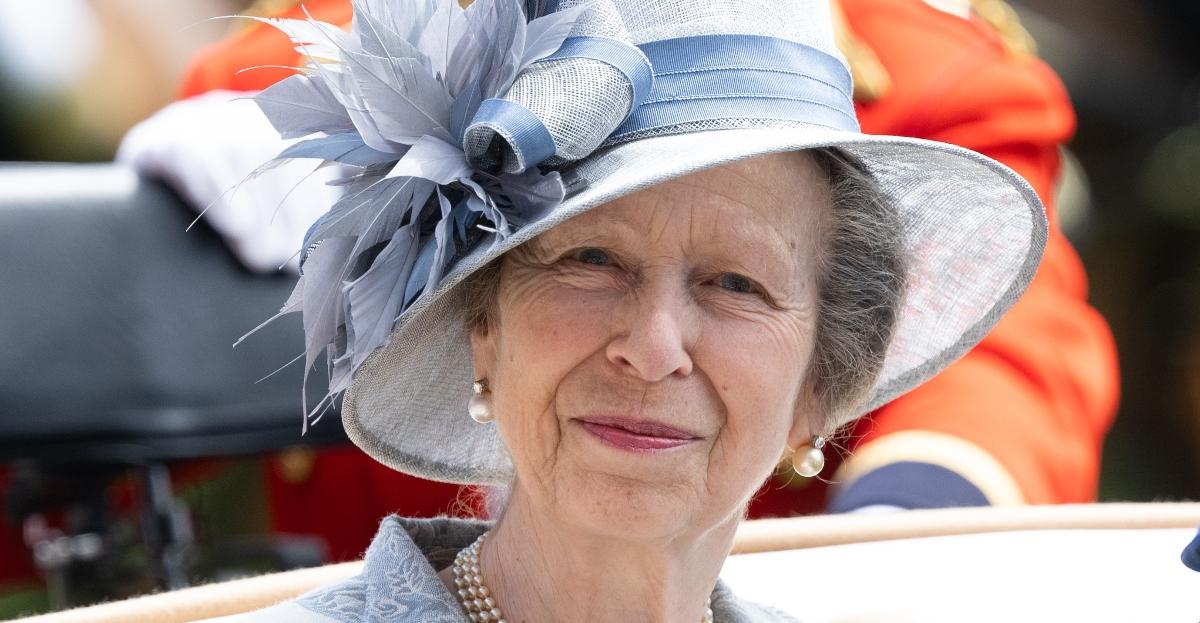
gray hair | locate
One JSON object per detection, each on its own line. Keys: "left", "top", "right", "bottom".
{"left": 460, "top": 147, "right": 906, "bottom": 433}
{"left": 807, "top": 148, "right": 905, "bottom": 431}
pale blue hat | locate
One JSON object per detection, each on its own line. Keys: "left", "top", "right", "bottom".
{"left": 250, "top": 0, "right": 1047, "bottom": 484}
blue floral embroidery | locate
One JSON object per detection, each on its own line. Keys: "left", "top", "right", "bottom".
{"left": 288, "top": 515, "right": 803, "bottom": 622}
{"left": 297, "top": 517, "right": 467, "bottom": 622}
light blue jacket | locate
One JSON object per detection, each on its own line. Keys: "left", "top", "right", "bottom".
{"left": 219, "top": 515, "right": 801, "bottom": 622}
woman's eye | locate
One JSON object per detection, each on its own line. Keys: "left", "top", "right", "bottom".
{"left": 574, "top": 247, "right": 613, "bottom": 266}
{"left": 716, "top": 273, "right": 757, "bottom": 294}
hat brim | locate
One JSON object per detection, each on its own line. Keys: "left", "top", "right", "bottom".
{"left": 341, "top": 125, "right": 1046, "bottom": 485}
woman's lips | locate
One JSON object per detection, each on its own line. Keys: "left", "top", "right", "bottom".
{"left": 576, "top": 417, "right": 700, "bottom": 452}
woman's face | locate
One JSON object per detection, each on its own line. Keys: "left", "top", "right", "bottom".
{"left": 472, "top": 151, "right": 829, "bottom": 541}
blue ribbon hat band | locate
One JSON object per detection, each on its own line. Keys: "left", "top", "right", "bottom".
{"left": 614, "top": 34, "right": 859, "bottom": 140}
{"left": 466, "top": 33, "right": 859, "bottom": 171}
{"left": 642, "top": 33, "right": 852, "bottom": 96}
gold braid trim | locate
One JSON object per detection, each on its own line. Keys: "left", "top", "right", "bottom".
{"left": 831, "top": 0, "right": 891, "bottom": 103}
{"left": 969, "top": 0, "right": 1038, "bottom": 57}
{"left": 231, "top": 0, "right": 304, "bottom": 31}
{"left": 831, "top": 0, "right": 1040, "bottom": 103}
{"left": 228, "top": 0, "right": 355, "bottom": 38}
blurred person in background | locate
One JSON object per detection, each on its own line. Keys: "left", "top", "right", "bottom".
{"left": 0, "top": 0, "right": 246, "bottom": 161}
{"left": 110, "top": 0, "right": 1119, "bottom": 562}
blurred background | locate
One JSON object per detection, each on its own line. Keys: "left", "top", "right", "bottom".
{"left": 0, "top": 0, "right": 1198, "bottom": 617}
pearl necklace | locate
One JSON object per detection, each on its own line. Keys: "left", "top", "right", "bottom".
{"left": 452, "top": 532, "right": 715, "bottom": 623}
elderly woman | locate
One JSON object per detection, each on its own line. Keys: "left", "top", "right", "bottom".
{"left": 226, "top": 0, "right": 1045, "bottom": 620}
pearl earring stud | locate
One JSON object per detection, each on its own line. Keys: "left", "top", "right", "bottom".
{"left": 792, "top": 435, "right": 826, "bottom": 477}
{"left": 468, "top": 379, "right": 493, "bottom": 423}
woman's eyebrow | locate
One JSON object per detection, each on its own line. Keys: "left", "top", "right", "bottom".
{"left": 546, "top": 212, "right": 643, "bottom": 248}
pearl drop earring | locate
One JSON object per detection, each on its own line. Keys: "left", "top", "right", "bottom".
{"left": 468, "top": 379, "right": 493, "bottom": 423}
{"left": 791, "top": 435, "right": 826, "bottom": 477}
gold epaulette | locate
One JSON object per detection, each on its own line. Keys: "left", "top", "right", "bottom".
{"left": 969, "top": 0, "right": 1038, "bottom": 57}
{"left": 230, "top": 0, "right": 358, "bottom": 35}
{"left": 233, "top": 0, "right": 305, "bottom": 30}
{"left": 833, "top": 0, "right": 1038, "bottom": 103}
{"left": 831, "top": 0, "right": 891, "bottom": 103}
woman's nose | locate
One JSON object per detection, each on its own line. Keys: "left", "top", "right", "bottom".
{"left": 605, "top": 287, "right": 695, "bottom": 382}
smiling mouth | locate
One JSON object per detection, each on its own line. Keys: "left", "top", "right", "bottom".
{"left": 576, "top": 416, "right": 700, "bottom": 452}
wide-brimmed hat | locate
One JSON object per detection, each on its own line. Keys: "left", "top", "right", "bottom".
{"left": 250, "top": 0, "right": 1046, "bottom": 485}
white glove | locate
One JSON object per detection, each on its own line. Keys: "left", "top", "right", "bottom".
{"left": 116, "top": 90, "right": 342, "bottom": 273}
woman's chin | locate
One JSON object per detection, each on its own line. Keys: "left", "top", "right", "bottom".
{"left": 556, "top": 472, "right": 703, "bottom": 541}
{"left": 547, "top": 447, "right": 715, "bottom": 541}
{"left": 512, "top": 421, "right": 745, "bottom": 542}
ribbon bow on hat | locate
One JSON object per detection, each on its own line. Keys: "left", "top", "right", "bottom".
{"left": 243, "top": 0, "right": 649, "bottom": 423}
{"left": 463, "top": 0, "right": 653, "bottom": 173}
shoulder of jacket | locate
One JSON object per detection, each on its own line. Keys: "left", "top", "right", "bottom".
{"left": 834, "top": 0, "right": 1039, "bottom": 103}
{"left": 968, "top": 0, "right": 1038, "bottom": 56}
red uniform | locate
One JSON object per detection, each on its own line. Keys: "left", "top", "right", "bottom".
{"left": 832, "top": 0, "right": 1117, "bottom": 509}
{"left": 176, "top": 0, "right": 1119, "bottom": 550}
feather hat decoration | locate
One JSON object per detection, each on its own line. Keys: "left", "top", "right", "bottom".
{"left": 242, "top": 0, "right": 1048, "bottom": 484}
{"left": 244, "top": 0, "right": 652, "bottom": 425}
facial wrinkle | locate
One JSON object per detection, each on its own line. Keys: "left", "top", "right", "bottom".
{"left": 647, "top": 193, "right": 679, "bottom": 249}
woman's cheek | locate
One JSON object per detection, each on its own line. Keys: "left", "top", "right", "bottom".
{"left": 702, "top": 319, "right": 808, "bottom": 436}
{"left": 519, "top": 283, "right": 618, "bottom": 344}
{"left": 491, "top": 286, "right": 616, "bottom": 416}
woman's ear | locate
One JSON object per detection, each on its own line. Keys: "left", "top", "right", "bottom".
{"left": 787, "top": 380, "right": 825, "bottom": 450}
{"left": 469, "top": 321, "right": 497, "bottom": 383}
